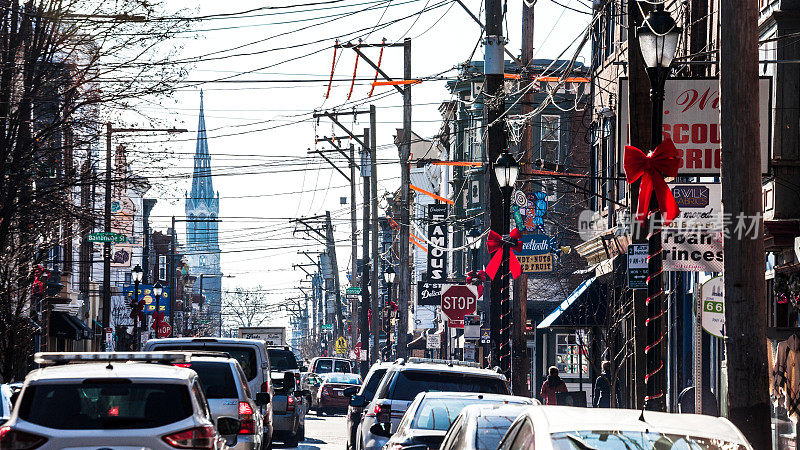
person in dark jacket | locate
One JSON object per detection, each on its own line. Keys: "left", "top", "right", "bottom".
{"left": 540, "top": 366, "right": 568, "bottom": 405}
{"left": 593, "top": 361, "right": 619, "bottom": 408}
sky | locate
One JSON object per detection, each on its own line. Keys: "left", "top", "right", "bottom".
{"left": 116, "top": 0, "right": 592, "bottom": 327}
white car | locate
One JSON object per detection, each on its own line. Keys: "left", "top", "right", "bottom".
{"left": 496, "top": 405, "right": 753, "bottom": 449}
{"left": 0, "top": 352, "right": 240, "bottom": 450}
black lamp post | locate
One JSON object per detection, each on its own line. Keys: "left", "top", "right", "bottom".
{"left": 383, "top": 265, "right": 396, "bottom": 358}
{"left": 152, "top": 281, "right": 164, "bottom": 336}
{"left": 131, "top": 264, "right": 143, "bottom": 350}
{"left": 468, "top": 227, "right": 482, "bottom": 273}
{"left": 636, "top": 4, "right": 680, "bottom": 411}
{"left": 492, "top": 152, "right": 519, "bottom": 378}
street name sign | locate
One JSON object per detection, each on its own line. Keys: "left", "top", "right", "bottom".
{"left": 88, "top": 232, "right": 127, "bottom": 243}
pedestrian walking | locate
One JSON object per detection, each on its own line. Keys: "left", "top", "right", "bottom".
{"left": 592, "top": 361, "right": 619, "bottom": 408}
{"left": 540, "top": 366, "right": 567, "bottom": 405}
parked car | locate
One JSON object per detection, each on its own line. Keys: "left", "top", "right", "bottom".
{"left": 313, "top": 372, "right": 362, "bottom": 415}
{"left": 172, "top": 354, "right": 264, "bottom": 450}
{"left": 496, "top": 405, "right": 753, "bottom": 449}
{"left": 379, "top": 393, "right": 535, "bottom": 450}
{"left": 270, "top": 372, "right": 306, "bottom": 447}
{"left": 299, "top": 372, "right": 318, "bottom": 407}
{"left": 0, "top": 352, "right": 242, "bottom": 450}
{"left": 144, "top": 337, "right": 274, "bottom": 446}
{"left": 438, "top": 403, "right": 532, "bottom": 450}
{"left": 309, "top": 357, "right": 354, "bottom": 374}
{"left": 346, "top": 362, "right": 391, "bottom": 450}
{"left": 356, "top": 358, "right": 509, "bottom": 450}
{"left": 0, "top": 384, "right": 14, "bottom": 425}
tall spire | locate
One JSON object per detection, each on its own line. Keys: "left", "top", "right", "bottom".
{"left": 190, "top": 90, "right": 214, "bottom": 200}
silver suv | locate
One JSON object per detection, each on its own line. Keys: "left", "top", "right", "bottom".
{"left": 355, "top": 358, "right": 509, "bottom": 450}
{"left": 175, "top": 354, "right": 266, "bottom": 450}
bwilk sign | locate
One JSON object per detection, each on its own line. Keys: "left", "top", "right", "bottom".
{"left": 618, "top": 78, "right": 771, "bottom": 175}
{"left": 427, "top": 204, "right": 448, "bottom": 282}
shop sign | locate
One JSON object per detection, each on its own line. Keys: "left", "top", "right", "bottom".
{"left": 417, "top": 281, "right": 444, "bottom": 306}
{"left": 463, "top": 342, "right": 476, "bottom": 360}
{"left": 619, "top": 78, "right": 771, "bottom": 175}
{"left": 627, "top": 244, "right": 648, "bottom": 289}
{"left": 518, "top": 254, "right": 553, "bottom": 273}
{"left": 414, "top": 305, "right": 437, "bottom": 330}
{"left": 426, "top": 204, "right": 448, "bottom": 282}
{"left": 517, "top": 234, "right": 552, "bottom": 256}
{"left": 512, "top": 190, "right": 547, "bottom": 232}
{"left": 663, "top": 183, "right": 723, "bottom": 272}
{"left": 122, "top": 284, "right": 170, "bottom": 315}
{"left": 701, "top": 277, "right": 725, "bottom": 338}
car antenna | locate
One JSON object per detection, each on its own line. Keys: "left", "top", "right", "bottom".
{"left": 106, "top": 361, "right": 114, "bottom": 370}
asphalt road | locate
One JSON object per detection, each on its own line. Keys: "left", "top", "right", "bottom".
{"left": 276, "top": 411, "right": 348, "bottom": 450}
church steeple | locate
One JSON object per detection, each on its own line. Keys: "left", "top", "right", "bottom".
{"left": 191, "top": 90, "right": 214, "bottom": 200}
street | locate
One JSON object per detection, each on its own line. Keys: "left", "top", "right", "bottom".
{"left": 282, "top": 414, "right": 347, "bottom": 450}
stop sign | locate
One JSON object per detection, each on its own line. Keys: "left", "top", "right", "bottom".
{"left": 440, "top": 284, "right": 478, "bottom": 328}
{"left": 157, "top": 321, "right": 172, "bottom": 339}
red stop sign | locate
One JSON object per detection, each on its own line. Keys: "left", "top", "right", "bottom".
{"left": 157, "top": 322, "right": 172, "bottom": 339}
{"left": 441, "top": 284, "right": 478, "bottom": 328}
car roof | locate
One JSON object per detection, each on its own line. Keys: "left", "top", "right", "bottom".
{"left": 147, "top": 337, "right": 266, "bottom": 347}
{"left": 418, "top": 392, "right": 532, "bottom": 403}
{"left": 312, "top": 356, "right": 350, "bottom": 361}
{"left": 524, "top": 406, "right": 749, "bottom": 443}
{"left": 390, "top": 361, "right": 506, "bottom": 379}
{"left": 26, "top": 362, "right": 196, "bottom": 383}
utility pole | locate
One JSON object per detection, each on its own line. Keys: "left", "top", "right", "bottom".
{"left": 511, "top": 0, "right": 534, "bottom": 397}
{"left": 485, "top": 0, "right": 506, "bottom": 369}
{"left": 170, "top": 215, "right": 176, "bottom": 333}
{"left": 626, "top": 1, "right": 652, "bottom": 409}
{"left": 350, "top": 143, "right": 359, "bottom": 347}
{"left": 719, "top": 0, "right": 770, "bottom": 444}
{"left": 396, "top": 38, "right": 412, "bottom": 359}
{"left": 369, "top": 107, "right": 380, "bottom": 360}
{"left": 361, "top": 128, "right": 375, "bottom": 367}
{"left": 325, "top": 211, "right": 345, "bottom": 343}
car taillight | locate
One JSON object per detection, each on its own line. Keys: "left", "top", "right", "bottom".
{"left": 374, "top": 403, "right": 391, "bottom": 423}
{"left": 0, "top": 427, "right": 47, "bottom": 450}
{"left": 260, "top": 381, "right": 269, "bottom": 393}
{"left": 238, "top": 419, "right": 256, "bottom": 435}
{"left": 238, "top": 401, "right": 254, "bottom": 416}
{"left": 172, "top": 363, "right": 192, "bottom": 368}
{"left": 163, "top": 426, "right": 215, "bottom": 449}
{"left": 286, "top": 395, "right": 295, "bottom": 411}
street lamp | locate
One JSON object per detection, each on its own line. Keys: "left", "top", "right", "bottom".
{"left": 152, "top": 281, "right": 164, "bottom": 335}
{"left": 636, "top": 3, "right": 680, "bottom": 412}
{"left": 383, "top": 265, "right": 396, "bottom": 359}
{"left": 467, "top": 227, "right": 482, "bottom": 272}
{"left": 131, "top": 264, "right": 143, "bottom": 350}
{"left": 492, "top": 152, "right": 519, "bottom": 379}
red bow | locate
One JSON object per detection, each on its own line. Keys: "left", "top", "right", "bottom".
{"left": 623, "top": 138, "right": 682, "bottom": 225}
{"left": 485, "top": 229, "right": 523, "bottom": 280}
{"left": 151, "top": 311, "right": 165, "bottom": 330}
{"left": 466, "top": 270, "right": 488, "bottom": 297}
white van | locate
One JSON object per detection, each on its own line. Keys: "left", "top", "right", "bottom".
{"left": 144, "top": 337, "right": 274, "bottom": 446}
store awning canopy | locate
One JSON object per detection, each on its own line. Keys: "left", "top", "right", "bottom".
{"left": 49, "top": 311, "right": 93, "bottom": 340}
{"left": 537, "top": 277, "right": 605, "bottom": 329}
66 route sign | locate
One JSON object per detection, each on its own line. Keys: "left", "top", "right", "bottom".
{"left": 441, "top": 284, "right": 478, "bottom": 329}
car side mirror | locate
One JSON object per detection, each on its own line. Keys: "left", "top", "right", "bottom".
{"left": 349, "top": 395, "right": 367, "bottom": 408}
{"left": 343, "top": 386, "right": 359, "bottom": 397}
{"left": 217, "top": 416, "right": 241, "bottom": 435}
{"left": 256, "top": 392, "right": 271, "bottom": 405}
{"left": 370, "top": 423, "right": 392, "bottom": 438}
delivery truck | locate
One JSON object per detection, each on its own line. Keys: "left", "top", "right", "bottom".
{"left": 238, "top": 326, "right": 286, "bottom": 346}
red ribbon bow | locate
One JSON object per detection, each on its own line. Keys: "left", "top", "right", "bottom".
{"left": 466, "top": 269, "right": 488, "bottom": 297}
{"left": 485, "top": 229, "right": 523, "bottom": 280}
{"left": 623, "top": 138, "right": 682, "bottom": 225}
{"left": 151, "top": 311, "right": 165, "bottom": 330}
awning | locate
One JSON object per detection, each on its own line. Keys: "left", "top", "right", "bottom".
{"left": 49, "top": 311, "right": 93, "bottom": 340}
{"left": 537, "top": 277, "right": 605, "bottom": 329}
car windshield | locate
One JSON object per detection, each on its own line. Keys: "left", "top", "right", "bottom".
{"left": 361, "top": 369, "right": 387, "bottom": 400}
{"left": 321, "top": 373, "right": 361, "bottom": 385}
{"left": 334, "top": 361, "right": 351, "bottom": 373}
{"left": 183, "top": 361, "right": 238, "bottom": 399}
{"left": 475, "top": 414, "right": 518, "bottom": 450}
{"left": 17, "top": 382, "right": 193, "bottom": 430}
{"left": 268, "top": 349, "right": 299, "bottom": 371}
{"left": 412, "top": 398, "right": 523, "bottom": 431}
{"left": 390, "top": 371, "right": 509, "bottom": 401}
{"left": 152, "top": 345, "right": 258, "bottom": 381}
{"left": 315, "top": 360, "right": 333, "bottom": 373}
{"left": 550, "top": 431, "right": 747, "bottom": 449}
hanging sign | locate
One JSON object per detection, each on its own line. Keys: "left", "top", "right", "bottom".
{"left": 618, "top": 78, "right": 771, "bottom": 175}
{"left": 627, "top": 244, "right": 648, "bottom": 289}
{"left": 122, "top": 285, "right": 171, "bottom": 316}
{"left": 417, "top": 281, "right": 444, "bottom": 306}
{"left": 701, "top": 277, "right": 725, "bottom": 338}
{"left": 518, "top": 254, "right": 553, "bottom": 273}
{"left": 517, "top": 233, "right": 554, "bottom": 274}
{"left": 663, "top": 183, "right": 723, "bottom": 272}
{"left": 426, "top": 204, "right": 448, "bottom": 282}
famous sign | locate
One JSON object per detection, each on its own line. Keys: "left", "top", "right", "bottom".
{"left": 619, "top": 78, "right": 771, "bottom": 175}
{"left": 440, "top": 284, "right": 478, "bottom": 328}
{"left": 427, "top": 204, "right": 448, "bottom": 282}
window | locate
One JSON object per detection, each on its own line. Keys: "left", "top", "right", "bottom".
{"left": 158, "top": 255, "right": 167, "bottom": 281}
{"left": 268, "top": 348, "right": 299, "bottom": 371}
{"left": 507, "top": 420, "right": 534, "bottom": 450}
{"left": 389, "top": 371, "right": 508, "bottom": 401}
{"left": 186, "top": 362, "right": 238, "bottom": 399}
{"left": 360, "top": 368, "right": 387, "bottom": 400}
{"left": 193, "top": 381, "right": 212, "bottom": 420}
{"left": 18, "top": 382, "right": 193, "bottom": 430}
{"left": 555, "top": 333, "right": 588, "bottom": 377}
{"left": 540, "top": 115, "right": 560, "bottom": 163}
{"left": 334, "top": 360, "right": 352, "bottom": 373}
{"left": 124, "top": 272, "right": 131, "bottom": 284}
{"left": 314, "top": 359, "right": 333, "bottom": 374}
{"left": 151, "top": 345, "right": 258, "bottom": 381}
{"left": 541, "top": 115, "right": 560, "bottom": 142}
